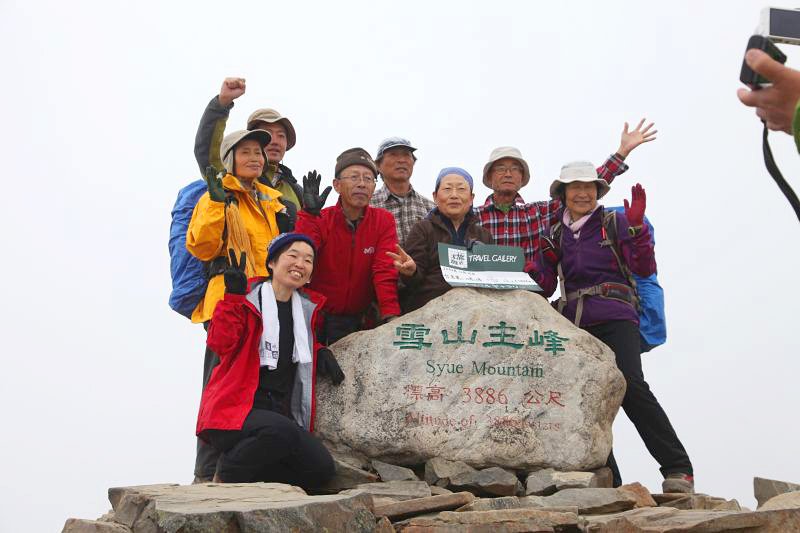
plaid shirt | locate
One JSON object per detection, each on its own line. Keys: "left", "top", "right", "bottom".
{"left": 475, "top": 154, "right": 629, "bottom": 269}
{"left": 371, "top": 185, "right": 436, "bottom": 246}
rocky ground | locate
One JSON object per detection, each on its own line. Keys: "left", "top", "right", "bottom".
{"left": 62, "top": 459, "right": 800, "bottom": 532}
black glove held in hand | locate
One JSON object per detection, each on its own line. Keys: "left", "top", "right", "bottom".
{"left": 316, "top": 347, "right": 345, "bottom": 385}
{"left": 276, "top": 198, "right": 297, "bottom": 233}
{"left": 223, "top": 249, "right": 248, "bottom": 295}
{"left": 302, "top": 170, "right": 332, "bottom": 216}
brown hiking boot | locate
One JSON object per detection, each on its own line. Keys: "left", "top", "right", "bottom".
{"left": 662, "top": 473, "right": 694, "bottom": 494}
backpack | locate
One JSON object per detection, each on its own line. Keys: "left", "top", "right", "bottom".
{"left": 168, "top": 179, "right": 210, "bottom": 319}
{"left": 550, "top": 207, "right": 666, "bottom": 352}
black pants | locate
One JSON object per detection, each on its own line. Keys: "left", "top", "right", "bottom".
{"left": 201, "top": 403, "right": 335, "bottom": 486}
{"left": 584, "top": 320, "right": 693, "bottom": 486}
{"left": 318, "top": 313, "right": 362, "bottom": 345}
{"left": 194, "top": 341, "right": 221, "bottom": 479}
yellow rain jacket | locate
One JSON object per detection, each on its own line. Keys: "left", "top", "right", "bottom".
{"left": 187, "top": 174, "right": 284, "bottom": 323}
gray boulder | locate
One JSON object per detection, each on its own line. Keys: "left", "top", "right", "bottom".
{"left": 315, "top": 288, "right": 625, "bottom": 471}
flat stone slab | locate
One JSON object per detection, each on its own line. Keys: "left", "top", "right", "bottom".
{"left": 373, "top": 459, "right": 420, "bottom": 482}
{"left": 315, "top": 288, "right": 625, "bottom": 471}
{"left": 540, "top": 488, "right": 637, "bottom": 514}
{"left": 425, "top": 457, "right": 476, "bottom": 487}
{"left": 583, "top": 506, "right": 800, "bottom": 532}
{"left": 342, "top": 481, "right": 432, "bottom": 501}
{"left": 374, "top": 492, "right": 475, "bottom": 520}
{"left": 317, "top": 458, "right": 380, "bottom": 492}
{"left": 449, "top": 467, "right": 523, "bottom": 497}
{"left": 759, "top": 490, "right": 800, "bottom": 511}
{"left": 395, "top": 508, "right": 579, "bottom": 532}
{"left": 106, "top": 483, "right": 378, "bottom": 532}
{"left": 617, "top": 482, "right": 657, "bottom": 508}
{"left": 755, "top": 476, "right": 800, "bottom": 507}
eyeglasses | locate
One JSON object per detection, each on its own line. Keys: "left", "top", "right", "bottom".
{"left": 493, "top": 165, "right": 523, "bottom": 175}
{"left": 337, "top": 175, "right": 377, "bottom": 184}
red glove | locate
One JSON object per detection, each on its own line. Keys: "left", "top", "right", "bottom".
{"left": 624, "top": 183, "right": 646, "bottom": 227}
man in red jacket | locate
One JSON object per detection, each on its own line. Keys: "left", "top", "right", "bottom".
{"left": 296, "top": 148, "right": 401, "bottom": 344}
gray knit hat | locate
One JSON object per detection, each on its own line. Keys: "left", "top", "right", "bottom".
{"left": 482, "top": 146, "right": 531, "bottom": 188}
{"left": 220, "top": 129, "right": 271, "bottom": 174}
{"left": 549, "top": 161, "right": 610, "bottom": 199}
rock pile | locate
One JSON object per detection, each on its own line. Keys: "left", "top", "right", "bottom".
{"left": 63, "top": 467, "right": 800, "bottom": 532}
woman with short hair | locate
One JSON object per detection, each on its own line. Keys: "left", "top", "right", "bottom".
{"left": 532, "top": 161, "right": 694, "bottom": 494}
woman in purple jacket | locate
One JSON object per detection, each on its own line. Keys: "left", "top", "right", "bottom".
{"left": 532, "top": 161, "right": 694, "bottom": 494}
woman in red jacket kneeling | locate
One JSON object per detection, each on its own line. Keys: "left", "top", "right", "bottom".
{"left": 196, "top": 233, "right": 344, "bottom": 486}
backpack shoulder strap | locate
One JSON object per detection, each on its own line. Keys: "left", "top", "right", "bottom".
{"left": 600, "top": 209, "right": 640, "bottom": 308}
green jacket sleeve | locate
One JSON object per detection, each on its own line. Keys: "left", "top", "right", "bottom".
{"left": 194, "top": 96, "right": 233, "bottom": 174}
{"left": 793, "top": 98, "right": 800, "bottom": 154}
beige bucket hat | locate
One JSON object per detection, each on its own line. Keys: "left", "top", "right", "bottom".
{"left": 548, "top": 161, "right": 610, "bottom": 199}
{"left": 220, "top": 129, "right": 271, "bottom": 174}
{"left": 482, "top": 146, "right": 531, "bottom": 188}
{"left": 246, "top": 108, "right": 297, "bottom": 150}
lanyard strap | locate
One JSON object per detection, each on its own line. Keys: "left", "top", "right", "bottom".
{"left": 762, "top": 122, "right": 800, "bottom": 222}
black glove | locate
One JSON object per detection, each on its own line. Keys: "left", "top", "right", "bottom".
{"left": 203, "top": 165, "right": 227, "bottom": 203}
{"left": 316, "top": 347, "right": 345, "bottom": 385}
{"left": 223, "top": 249, "right": 248, "bottom": 295}
{"left": 302, "top": 170, "right": 332, "bottom": 216}
{"left": 276, "top": 197, "right": 297, "bottom": 233}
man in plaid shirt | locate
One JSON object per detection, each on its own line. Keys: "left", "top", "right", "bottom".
{"left": 475, "top": 120, "right": 658, "bottom": 270}
{"left": 370, "top": 137, "right": 436, "bottom": 246}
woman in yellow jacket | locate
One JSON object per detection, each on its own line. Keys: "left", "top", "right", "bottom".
{"left": 187, "top": 129, "right": 286, "bottom": 323}
{"left": 187, "top": 128, "right": 288, "bottom": 482}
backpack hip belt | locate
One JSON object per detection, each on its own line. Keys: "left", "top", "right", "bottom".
{"left": 558, "top": 281, "right": 639, "bottom": 327}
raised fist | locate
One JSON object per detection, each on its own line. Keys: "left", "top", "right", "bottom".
{"left": 219, "top": 77, "right": 246, "bottom": 106}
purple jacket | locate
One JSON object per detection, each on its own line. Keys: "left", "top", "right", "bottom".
{"left": 534, "top": 207, "right": 656, "bottom": 327}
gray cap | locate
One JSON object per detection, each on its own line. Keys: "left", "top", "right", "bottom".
{"left": 246, "top": 108, "right": 296, "bottom": 150}
{"left": 220, "top": 129, "right": 271, "bottom": 174}
{"left": 482, "top": 146, "right": 531, "bottom": 188}
{"left": 375, "top": 136, "right": 417, "bottom": 161}
{"left": 549, "top": 161, "right": 610, "bottom": 199}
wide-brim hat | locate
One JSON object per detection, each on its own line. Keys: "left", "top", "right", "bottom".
{"left": 482, "top": 146, "right": 531, "bottom": 188}
{"left": 220, "top": 129, "right": 272, "bottom": 174}
{"left": 549, "top": 161, "right": 610, "bottom": 199}
{"left": 247, "top": 108, "right": 297, "bottom": 151}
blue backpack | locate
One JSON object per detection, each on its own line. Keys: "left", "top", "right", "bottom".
{"left": 168, "top": 179, "right": 209, "bottom": 319}
{"left": 605, "top": 207, "right": 666, "bottom": 352}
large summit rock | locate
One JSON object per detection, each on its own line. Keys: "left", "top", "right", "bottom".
{"left": 315, "top": 288, "right": 625, "bottom": 471}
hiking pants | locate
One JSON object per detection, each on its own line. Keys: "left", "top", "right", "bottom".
{"left": 194, "top": 341, "right": 221, "bottom": 480}
{"left": 201, "top": 397, "right": 335, "bottom": 486}
{"left": 584, "top": 320, "right": 693, "bottom": 486}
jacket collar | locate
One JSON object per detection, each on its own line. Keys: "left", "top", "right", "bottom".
{"left": 482, "top": 192, "right": 526, "bottom": 207}
{"left": 223, "top": 173, "right": 282, "bottom": 200}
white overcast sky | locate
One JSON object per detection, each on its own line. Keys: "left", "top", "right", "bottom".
{"left": 1, "top": 1, "right": 799, "bottom": 530}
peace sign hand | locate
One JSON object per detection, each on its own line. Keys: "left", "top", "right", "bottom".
{"left": 224, "top": 249, "right": 248, "bottom": 295}
{"left": 386, "top": 244, "right": 417, "bottom": 277}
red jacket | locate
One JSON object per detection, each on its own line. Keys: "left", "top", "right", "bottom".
{"left": 196, "top": 283, "right": 326, "bottom": 435}
{"left": 297, "top": 202, "right": 400, "bottom": 317}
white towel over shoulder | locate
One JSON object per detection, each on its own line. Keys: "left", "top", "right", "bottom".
{"left": 258, "top": 282, "right": 312, "bottom": 369}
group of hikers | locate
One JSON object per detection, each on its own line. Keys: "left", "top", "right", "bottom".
{"left": 168, "top": 77, "right": 695, "bottom": 495}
